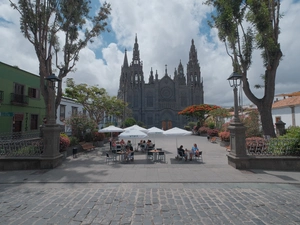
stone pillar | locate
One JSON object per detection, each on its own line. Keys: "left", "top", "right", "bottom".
{"left": 275, "top": 120, "right": 286, "bottom": 136}
{"left": 227, "top": 122, "right": 249, "bottom": 169}
{"left": 40, "top": 124, "right": 62, "bottom": 169}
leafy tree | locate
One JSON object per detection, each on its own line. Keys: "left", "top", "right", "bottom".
{"left": 10, "top": 0, "right": 111, "bottom": 121}
{"left": 241, "top": 109, "right": 262, "bottom": 137}
{"left": 64, "top": 78, "right": 127, "bottom": 126}
{"left": 124, "top": 117, "right": 136, "bottom": 128}
{"left": 205, "top": 0, "right": 282, "bottom": 137}
{"left": 178, "top": 104, "right": 220, "bottom": 126}
{"left": 208, "top": 107, "right": 231, "bottom": 130}
{"left": 64, "top": 113, "right": 97, "bottom": 141}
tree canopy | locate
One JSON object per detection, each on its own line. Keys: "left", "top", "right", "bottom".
{"left": 205, "top": 0, "right": 282, "bottom": 137}
{"left": 10, "top": 0, "right": 111, "bottom": 121}
{"left": 64, "top": 78, "right": 126, "bottom": 126}
{"left": 178, "top": 104, "right": 220, "bottom": 126}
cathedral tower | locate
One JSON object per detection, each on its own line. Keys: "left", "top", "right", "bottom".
{"left": 118, "top": 37, "right": 204, "bottom": 128}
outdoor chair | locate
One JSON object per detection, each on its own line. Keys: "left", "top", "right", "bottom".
{"left": 147, "top": 151, "right": 154, "bottom": 161}
{"left": 158, "top": 151, "right": 165, "bottom": 162}
{"left": 194, "top": 151, "right": 203, "bottom": 162}
{"left": 177, "top": 148, "right": 185, "bottom": 160}
{"left": 127, "top": 151, "right": 134, "bottom": 161}
{"left": 106, "top": 152, "right": 116, "bottom": 164}
{"left": 116, "top": 145, "right": 122, "bottom": 152}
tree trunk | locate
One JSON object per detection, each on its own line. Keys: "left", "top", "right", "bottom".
{"left": 257, "top": 104, "right": 276, "bottom": 137}
{"left": 242, "top": 68, "right": 277, "bottom": 137}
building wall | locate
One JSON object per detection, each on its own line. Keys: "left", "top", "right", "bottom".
{"left": 0, "top": 62, "right": 45, "bottom": 133}
{"left": 272, "top": 106, "right": 300, "bottom": 128}
{"left": 56, "top": 97, "right": 85, "bottom": 135}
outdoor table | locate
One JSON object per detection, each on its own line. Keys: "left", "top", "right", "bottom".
{"left": 116, "top": 151, "right": 126, "bottom": 162}
{"left": 149, "top": 149, "right": 162, "bottom": 161}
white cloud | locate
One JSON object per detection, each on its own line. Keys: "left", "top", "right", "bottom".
{"left": 1, "top": 0, "right": 299, "bottom": 108}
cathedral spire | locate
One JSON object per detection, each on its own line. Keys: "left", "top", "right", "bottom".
{"left": 132, "top": 34, "right": 140, "bottom": 64}
{"left": 189, "top": 39, "right": 198, "bottom": 63}
{"left": 165, "top": 64, "right": 168, "bottom": 76}
{"left": 123, "top": 49, "right": 128, "bottom": 68}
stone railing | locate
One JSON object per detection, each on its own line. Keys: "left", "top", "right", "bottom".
{"left": 0, "top": 132, "right": 43, "bottom": 157}
{"left": 246, "top": 137, "right": 300, "bottom": 156}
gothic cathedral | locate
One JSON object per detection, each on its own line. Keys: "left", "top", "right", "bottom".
{"left": 117, "top": 35, "right": 204, "bottom": 129}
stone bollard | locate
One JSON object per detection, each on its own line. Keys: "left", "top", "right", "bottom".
{"left": 275, "top": 120, "right": 286, "bottom": 136}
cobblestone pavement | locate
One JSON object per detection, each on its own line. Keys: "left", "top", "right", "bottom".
{"left": 1, "top": 183, "right": 300, "bottom": 225}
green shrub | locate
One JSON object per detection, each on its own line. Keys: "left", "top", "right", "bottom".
{"left": 93, "top": 132, "right": 105, "bottom": 141}
{"left": 208, "top": 122, "right": 215, "bottom": 129}
{"left": 84, "top": 132, "right": 93, "bottom": 142}
{"left": 207, "top": 128, "right": 219, "bottom": 137}
{"left": 69, "top": 136, "right": 79, "bottom": 146}
{"left": 184, "top": 125, "right": 191, "bottom": 131}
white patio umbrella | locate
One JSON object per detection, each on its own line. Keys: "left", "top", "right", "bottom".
{"left": 163, "top": 127, "right": 192, "bottom": 149}
{"left": 124, "top": 124, "right": 148, "bottom": 133}
{"left": 98, "top": 125, "right": 125, "bottom": 133}
{"left": 98, "top": 125, "right": 125, "bottom": 140}
{"left": 118, "top": 129, "right": 148, "bottom": 150}
{"left": 147, "top": 127, "right": 164, "bottom": 143}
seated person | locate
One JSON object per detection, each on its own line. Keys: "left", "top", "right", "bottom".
{"left": 146, "top": 140, "right": 154, "bottom": 150}
{"left": 120, "top": 139, "right": 125, "bottom": 146}
{"left": 124, "top": 145, "right": 133, "bottom": 161}
{"left": 127, "top": 140, "right": 133, "bottom": 151}
{"left": 178, "top": 145, "right": 187, "bottom": 161}
{"left": 190, "top": 143, "right": 200, "bottom": 160}
{"left": 111, "top": 140, "right": 116, "bottom": 148}
{"left": 140, "top": 140, "right": 146, "bottom": 152}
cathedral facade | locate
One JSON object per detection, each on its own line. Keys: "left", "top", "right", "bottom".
{"left": 117, "top": 36, "right": 204, "bottom": 129}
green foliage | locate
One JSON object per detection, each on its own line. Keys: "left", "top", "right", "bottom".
{"left": 10, "top": 0, "right": 111, "bottom": 121}
{"left": 60, "top": 133, "right": 70, "bottom": 151}
{"left": 64, "top": 113, "right": 98, "bottom": 141}
{"left": 124, "top": 117, "right": 136, "bottom": 127}
{"left": 15, "top": 146, "right": 37, "bottom": 155}
{"left": 184, "top": 126, "right": 191, "bottom": 131}
{"left": 65, "top": 78, "right": 127, "bottom": 125}
{"left": 208, "top": 122, "right": 215, "bottom": 129}
{"left": 84, "top": 132, "right": 93, "bottom": 142}
{"left": 204, "top": 0, "right": 282, "bottom": 137}
{"left": 188, "top": 122, "right": 197, "bottom": 129}
{"left": 241, "top": 110, "right": 262, "bottom": 137}
{"left": 282, "top": 126, "right": 300, "bottom": 140}
{"left": 69, "top": 136, "right": 79, "bottom": 146}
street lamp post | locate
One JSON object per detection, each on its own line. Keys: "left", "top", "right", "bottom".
{"left": 40, "top": 74, "right": 62, "bottom": 169}
{"left": 227, "top": 72, "right": 247, "bottom": 168}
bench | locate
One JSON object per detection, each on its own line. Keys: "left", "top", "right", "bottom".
{"left": 79, "top": 142, "right": 96, "bottom": 152}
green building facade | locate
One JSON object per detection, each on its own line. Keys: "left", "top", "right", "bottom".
{"left": 0, "top": 62, "right": 46, "bottom": 134}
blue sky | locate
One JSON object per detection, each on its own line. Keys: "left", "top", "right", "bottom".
{"left": 1, "top": 0, "right": 300, "bottom": 107}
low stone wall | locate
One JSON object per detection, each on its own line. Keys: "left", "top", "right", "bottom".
{"left": 0, "top": 155, "right": 62, "bottom": 170}
{"left": 227, "top": 154, "right": 300, "bottom": 171}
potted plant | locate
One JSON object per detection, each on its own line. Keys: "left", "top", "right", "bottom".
{"left": 198, "top": 126, "right": 209, "bottom": 136}
{"left": 93, "top": 131, "right": 105, "bottom": 147}
{"left": 219, "top": 131, "right": 230, "bottom": 146}
{"left": 60, "top": 133, "right": 71, "bottom": 158}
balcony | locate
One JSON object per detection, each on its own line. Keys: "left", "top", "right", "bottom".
{"left": 0, "top": 90, "right": 3, "bottom": 102}
{"left": 10, "top": 93, "right": 29, "bottom": 106}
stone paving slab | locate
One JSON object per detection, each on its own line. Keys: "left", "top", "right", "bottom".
{"left": 1, "top": 135, "right": 300, "bottom": 224}
{"left": 0, "top": 183, "right": 300, "bottom": 225}
{"left": 1, "top": 135, "right": 300, "bottom": 184}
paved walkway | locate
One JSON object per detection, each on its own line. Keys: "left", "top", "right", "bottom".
{"left": 1, "top": 135, "right": 300, "bottom": 224}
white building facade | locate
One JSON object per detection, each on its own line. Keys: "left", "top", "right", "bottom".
{"left": 56, "top": 97, "right": 85, "bottom": 135}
